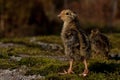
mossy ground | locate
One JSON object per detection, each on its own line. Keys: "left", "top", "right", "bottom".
{"left": 0, "top": 34, "right": 120, "bottom": 80}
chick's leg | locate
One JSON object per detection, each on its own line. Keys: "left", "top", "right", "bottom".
{"left": 83, "top": 59, "right": 89, "bottom": 74}
{"left": 79, "top": 58, "right": 89, "bottom": 77}
{"left": 59, "top": 59, "right": 74, "bottom": 75}
{"left": 67, "top": 59, "right": 74, "bottom": 74}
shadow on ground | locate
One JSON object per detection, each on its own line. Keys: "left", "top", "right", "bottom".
{"left": 89, "top": 61, "right": 120, "bottom": 73}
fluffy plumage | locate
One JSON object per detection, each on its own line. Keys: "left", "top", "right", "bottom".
{"left": 59, "top": 9, "right": 91, "bottom": 60}
{"left": 89, "top": 29, "right": 110, "bottom": 57}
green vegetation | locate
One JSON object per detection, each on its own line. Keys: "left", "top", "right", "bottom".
{"left": 108, "top": 33, "right": 120, "bottom": 53}
{"left": 0, "top": 34, "right": 120, "bottom": 80}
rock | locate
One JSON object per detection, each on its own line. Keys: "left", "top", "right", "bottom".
{"left": 10, "top": 56, "right": 22, "bottom": 61}
{"left": 108, "top": 53, "right": 120, "bottom": 60}
{"left": 0, "top": 69, "right": 45, "bottom": 80}
{"left": 30, "top": 37, "right": 36, "bottom": 42}
{"left": 0, "top": 42, "right": 24, "bottom": 48}
{"left": 35, "top": 41, "right": 63, "bottom": 51}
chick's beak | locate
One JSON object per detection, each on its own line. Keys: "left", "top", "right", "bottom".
{"left": 57, "top": 14, "right": 61, "bottom": 18}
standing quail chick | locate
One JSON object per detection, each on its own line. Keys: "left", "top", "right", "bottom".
{"left": 58, "top": 9, "right": 91, "bottom": 77}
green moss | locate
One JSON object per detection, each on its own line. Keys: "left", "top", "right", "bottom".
{"left": 0, "top": 59, "right": 18, "bottom": 69}
{"left": 0, "top": 52, "right": 9, "bottom": 59}
{"left": 46, "top": 74, "right": 80, "bottom": 80}
{"left": 0, "top": 36, "right": 62, "bottom": 45}
{"left": 108, "top": 33, "right": 120, "bottom": 49}
{"left": 0, "top": 34, "right": 119, "bottom": 79}
{"left": 20, "top": 57, "right": 68, "bottom": 76}
{"left": 35, "top": 36, "right": 62, "bottom": 45}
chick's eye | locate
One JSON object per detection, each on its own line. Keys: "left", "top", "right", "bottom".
{"left": 66, "top": 12, "right": 69, "bottom": 15}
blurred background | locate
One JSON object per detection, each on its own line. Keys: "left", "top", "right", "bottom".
{"left": 0, "top": 0, "right": 120, "bottom": 37}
